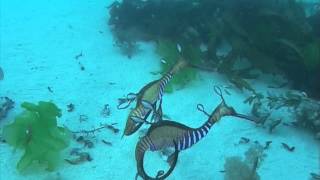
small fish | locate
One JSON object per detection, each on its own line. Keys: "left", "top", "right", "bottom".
{"left": 301, "top": 91, "right": 308, "bottom": 98}
{"left": 176, "top": 44, "right": 182, "bottom": 53}
{"left": 160, "top": 58, "right": 167, "bottom": 64}
{"left": 65, "top": 152, "right": 92, "bottom": 165}
{"left": 0, "top": 67, "right": 3, "bottom": 80}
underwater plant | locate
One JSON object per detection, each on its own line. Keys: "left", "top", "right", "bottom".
{"left": 224, "top": 144, "right": 265, "bottom": 180}
{"left": 156, "top": 40, "right": 198, "bottom": 92}
{"left": 109, "top": 0, "right": 320, "bottom": 98}
{"left": 3, "top": 101, "right": 70, "bottom": 171}
{"left": 244, "top": 90, "right": 320, "bottom": 138}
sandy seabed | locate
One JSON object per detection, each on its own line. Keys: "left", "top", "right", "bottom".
{"left": 0, "top": 0, "right": 318, "bottom": 179}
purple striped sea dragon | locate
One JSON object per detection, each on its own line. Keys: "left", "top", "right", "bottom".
{"left": 135, "top": 86, "right": 258, "bottom": 180}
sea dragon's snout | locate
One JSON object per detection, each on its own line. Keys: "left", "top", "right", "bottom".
{"left": 197, "top": 86, "right": 260, "bottom": 124}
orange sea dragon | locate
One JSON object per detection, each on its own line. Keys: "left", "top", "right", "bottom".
{"left": 118, "top": 46, "right": 188, "bottom": 137}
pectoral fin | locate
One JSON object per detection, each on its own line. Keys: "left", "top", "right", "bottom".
{"left": 117, "top": 93, "right": 138, "bottom": 109}
{"left": 127, "top": 93, "right": 137, "bottom": 100}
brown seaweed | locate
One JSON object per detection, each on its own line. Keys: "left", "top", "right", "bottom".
{"left": 239, "top": 137, "right": 250, "bottom": 144}
{"left": 65, "top": 152, "right": 92, "bottom": 165}
{"left": 263, "top": 141, "right": 272, "bottom": 150}
{"left": 74, "top": 51, "right": 83, "bottom": 60}
{"left": 0, "top": 97, "right": 14, "bottom": 121}
{"left": 47, "top": 86, "right": 53, "bottom": 93}
{"left": 67, "top": 103, "right": 75, "bottom": 112}
{"left": 281, "top": 143, "right": 295, "bottom": 152}
{"left": 101, "top": 140, "right": 112, "bottom": 146}
{"left": 269, "top": 119, "right": 282, "bottom": 133}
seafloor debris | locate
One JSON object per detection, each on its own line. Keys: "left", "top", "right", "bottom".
{"left": 65, "top": 152, "right": 92, "bottom": 165}
{"left": 281, "top": 143, "right": 295, "bottom": 152}
{"left": 263, "top": 141, "right": 272, "bottom": 150}
{"left": 70, "top": 148, "right": 82, "bottom": 156}
{"left": 101, "top": 140, "right": 112, "bottom": 146}
{"left": 79, "top": 114, "right": 88, "bottom": 122}
{"left": 67, "top": 103, "right": 75, "bottom": 112}
{"left": 74, "top": 51, "right": 83, "bottom": 60}
{"left": 0, "top": 67, "right": 3, "bottom": 80}
{"left": 0, "top": 97, "right": 14, "bottom": 120}
{"left": 83, "top": 139, "right": 94, "bottom": 148}
{"left": 239, "top": 137, "right": 250, "bottom": 144}
{"left": 70, "top": 123, "right": 119, "bottom": 136}
{"left": 47, "top": 86, "right": 53, "bottom": 93}
{"left": 100, "top": 104, "right": 111, "bottom": 118}
{"left": 76, "top": 136, "right": 94, "bottom": 148}
{"left": 269, "top": 119, "right": 282, "bottom": 133}
{"left": 311, "top": 173, "right": 320, "bottom": 180}
{"left": 78, "top": 62, "right": 85, "bottom": 71}
{"left": 104, "top": 123, "right": 119, "bottom": 134}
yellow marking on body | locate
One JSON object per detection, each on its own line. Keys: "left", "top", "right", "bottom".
{"left": 142, "top": 81, "right": 161, "bottom": 102}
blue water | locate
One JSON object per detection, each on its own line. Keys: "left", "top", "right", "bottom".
{"left": 0, "top": 0, "right": 319, "bottom": 180}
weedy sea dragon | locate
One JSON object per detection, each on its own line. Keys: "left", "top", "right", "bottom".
{"left": 118, "top": 56, "right": 188, "bottom": 137}
{"left": 135, "top": 86, "right": 258, "bottom": 180}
